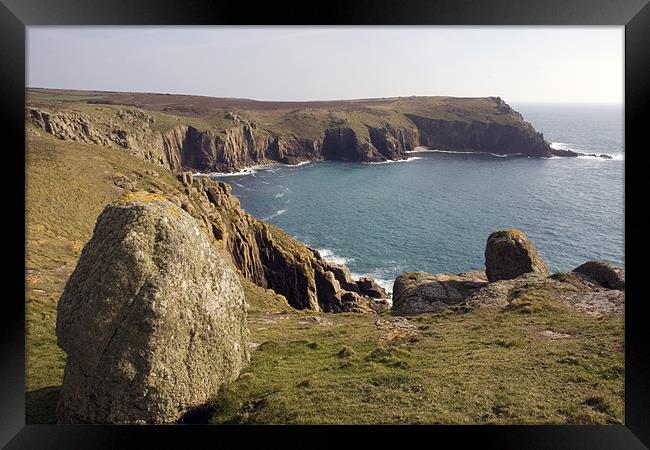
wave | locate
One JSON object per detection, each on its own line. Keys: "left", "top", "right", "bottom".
{"left": 405, "top": 146, "right": 439, "bottom": 154}
{"left": 409, "top": 148, "right": 525, "bottom": 158}
{"left": 264, "top": 209, "right": 286, "bottom": 220}
{"left": 274, "top": 187, "right": 290, "bottom": 198}
{"left": 577, "top": 153, "right": 624, "bottom": 161}
{"left": 286, "top": 161, "right": 312, "bottom": 167}
{"left": 316, "top": 248, "right": 354, "bottom": 265}
{"left": 550, "top": 142, "right": 624, "bottom": 161}
{"left": 364, "top": 156, "right": 423, "bottom": 165}
{"left": 200, "top": 163, "right": 279, "bottom": 178}
{"left": 550, "top": 142, "right": 575, "bottom": 151}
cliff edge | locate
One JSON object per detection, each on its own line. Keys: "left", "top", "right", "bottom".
{"left": 27, "top": 90, "right": 567, "bottom": 173}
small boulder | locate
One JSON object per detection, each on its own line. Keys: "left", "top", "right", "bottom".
{"left": 357, "top": 277, "right": 388, "bottom": 299}
{"left": 572, "top": 260, "right": 625, "bottom": 290}
{"left": 56, "top": 192, "right": 249, "bottom": 424}
{"left": 112, "top": 172, "right": 136, "bottom": 191}
{"left": 485, "top": 229, "right": 550, "bottom": 282}
{"left": 177, "top": 171, "right": 193, "bottom": 187}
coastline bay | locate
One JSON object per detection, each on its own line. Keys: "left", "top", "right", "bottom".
{"left": 214, "top": 103, "right": 624, "bottom": 293}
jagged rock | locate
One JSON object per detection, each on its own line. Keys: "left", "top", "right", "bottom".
{"left": 357, "top": 277, "right": 388, "bottom": 299}
{"left": 572, "top": 260, "right": 625, "bottom": 290}
{"left": 340, "top": 291, "right": 375, "bottom": 313}
{"left": 56, "top": 192, "right": 249, "bottom": 424}
{"left": 326, "top": 263, "right": 359, "bottom": 292}
{"left": 177, "top": 171, "right": 193, "bottom": 187}
{"left": 392, "top": 271, "right": 488, "bottom": 315}
{"left": 485, "top": 229, "right": 550, "bottom": 282}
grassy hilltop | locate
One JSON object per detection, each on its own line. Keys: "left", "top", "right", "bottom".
{"left": 26, "top": 88, "right": 554, "bottom": 174}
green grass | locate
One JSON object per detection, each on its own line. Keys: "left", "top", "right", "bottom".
{"left": 201, "top": 298, "right": 623, "bottom": 424}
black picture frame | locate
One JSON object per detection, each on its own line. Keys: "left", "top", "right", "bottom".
{"left": 2, "top": 0, "right": 648, "bottom": 448}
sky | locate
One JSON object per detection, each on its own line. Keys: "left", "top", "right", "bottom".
{"left": 27, "top": 27, "right": 623, "bottom": 104}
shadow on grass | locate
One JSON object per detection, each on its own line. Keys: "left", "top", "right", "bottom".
{"left": 26, "top": 385, "right": 60, "bottom": 424}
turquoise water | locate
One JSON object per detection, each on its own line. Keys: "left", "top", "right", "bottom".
{"left": 213, "top": 103, "right": 624, "bottom": 292}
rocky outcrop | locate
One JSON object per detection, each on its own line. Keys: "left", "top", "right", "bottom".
{"left": 392, "top": 271, "right": 488, "bottom": 315}
{"left": 391, "top": 228, "right": 624, "bottom": 317}
{"left": 56, "top": 192, "right": 249, "bottom": 424}
{"left": 572, "top": 260, "right": 625, "bottom": 290}
{"left": 485, "top": 229, "right": 550, "bottom": 282}
{"left": 357, "top": 277, "right": 389, "bottom": 299}
{"left": 464, "top": 271, "right": 625, "bottom": 317}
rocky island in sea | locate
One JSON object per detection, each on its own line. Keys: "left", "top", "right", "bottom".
{"left": 26, "top": 89, "right": 624, "bottom": 425}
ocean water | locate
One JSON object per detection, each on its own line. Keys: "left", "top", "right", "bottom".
{"left": 212, "top": 103, "right": 624, "bottom": 293}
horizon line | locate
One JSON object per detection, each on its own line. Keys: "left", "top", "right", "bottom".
{"left": 26, "top": 85, "right": 624, "bottom": 106}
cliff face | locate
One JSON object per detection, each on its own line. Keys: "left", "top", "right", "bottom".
{"left": 27, "top": 92, "right": 563, "bottom": 173}
{"left": 154, "top": 172, "right": 389, "bottom": 313}
{"left": 405, "top": 115, "right": 553, "bottom": 157}
{"left": 159, "top": 124, "right": 278, "bottom": 172}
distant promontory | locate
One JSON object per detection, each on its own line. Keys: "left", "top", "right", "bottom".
{"left": 27, "top": 89, "right": 593, "bottom": 173}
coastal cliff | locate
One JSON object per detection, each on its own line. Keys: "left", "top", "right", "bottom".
{"left": 27, "top": 90, "right": 571, "bottom": 172}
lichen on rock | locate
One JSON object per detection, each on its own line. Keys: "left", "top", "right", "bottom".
{"left": 392, "top": 271, "right": 488, "bottom": 315}
{"left": 56, "top": 192, "right": 250, "bottom": 424}
{"left": 484, "top": 228, "right": 550, "bottom": 282}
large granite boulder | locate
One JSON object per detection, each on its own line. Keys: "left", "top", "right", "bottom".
{"left": 485, "top": 229, "right": 550, "bottom": 282}
{"left": 56, "top": 192, "right": 250, "bottom": 424}
{"left": 392, "top": 271, "right": 488, "bottom": 315}
{"left": 572, "top": 260, "right": 625, "bottom": 290}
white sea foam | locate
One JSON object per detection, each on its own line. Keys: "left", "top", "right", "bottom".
{"left": 550, "top": 142, "right": 575, "bottom": 151}
{"left": 551, "top": 142, "right": 624, "bottom": 161}
{"left": 274, "top": 187, "right": 290, "bottom": 198}
{"left": 200, "top": 163, "right": 279, "bottom": 178}
{"left": 577, "top": 153, "right": 624, "bottom": 161}
{"left": 316, "top": 248, "right": 354, "bottom": 265}
{"left": 405, "top": 146, "right": 439, "bottom": 153}
{"left": 364, "top": 156, "right": 422, "bottom": 165}
{"left": 408, "top": 148, "right": 523, "bottom": 158}
{"left": 264, "top": 209, "right": 286, "bottom": 220}
{"left": 287, "top": 161, "right": 312, "bottom": 167}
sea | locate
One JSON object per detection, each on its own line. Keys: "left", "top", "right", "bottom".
{"left": 210, "top": 103, "right": 624, "bottom": 294}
